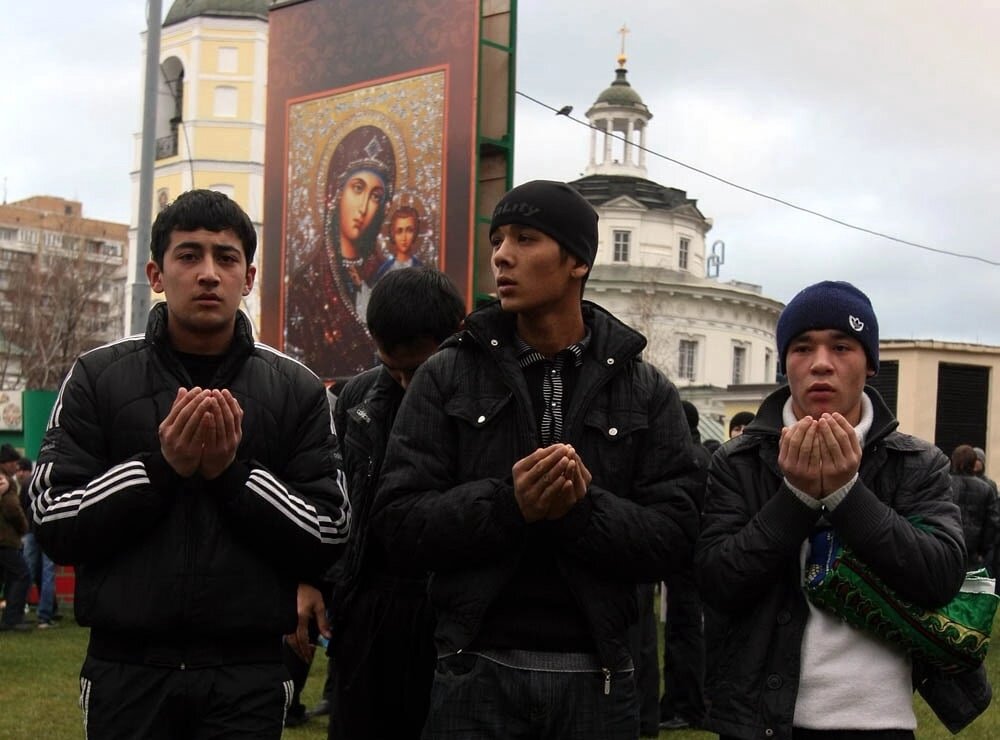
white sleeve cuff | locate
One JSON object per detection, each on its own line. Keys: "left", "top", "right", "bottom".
{"left": 819, "top": 473, "right": 858, "bottom": 511}
{"left": 784, "top": 478, "right": 823, "bottom": 510}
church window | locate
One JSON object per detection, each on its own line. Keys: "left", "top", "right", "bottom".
{"left": 732, "top": 344, "right": 747, "bottom": 384}
{"left": 613, "top": 230, "right": 630, "bottom": 262}
{"left": 679, "top": 339, "right": 697, "bottom": 381}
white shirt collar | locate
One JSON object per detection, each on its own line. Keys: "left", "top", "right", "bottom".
{"left": 782, "top": 391, "right": 874, "bottom": 447}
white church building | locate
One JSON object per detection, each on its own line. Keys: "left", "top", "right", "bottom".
{"left": 571, "top": 55, "right": 784, "bottom": 438}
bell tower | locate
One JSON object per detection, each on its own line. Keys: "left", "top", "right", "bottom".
{"left": 584, "top": 25, "right": 653, "bottom": 178}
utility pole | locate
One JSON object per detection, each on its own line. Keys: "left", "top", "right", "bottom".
{"left": 129, "top": 0, "right": 162, "bottom": 335}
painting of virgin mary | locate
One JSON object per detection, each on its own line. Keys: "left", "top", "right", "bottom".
{"left": 285, "top": 125, "right": 396, "bottom": 375}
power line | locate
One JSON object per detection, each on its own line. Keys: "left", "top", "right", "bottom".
{"left": 516, "top": 90, "right": 999, "bottom": 267}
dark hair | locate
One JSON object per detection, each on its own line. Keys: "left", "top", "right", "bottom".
{"left": 16, "top": 458, "right": 32, "bottom": 472}
{"left": 366, "top": 268, "right": 465, "bottom": 353}
{"left": 729, "top": 411, "right": 755, "bottom": 434}
{"left": 680, "top": 400, "right": 700, "bottom": 432}
{"left": 150, "top": 189, "right": 257, "bottom": 267}
{"left": 951, "top": 444, "right": 978, "bottom": 475}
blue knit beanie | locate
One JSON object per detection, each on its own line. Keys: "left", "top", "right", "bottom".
{"left": 490, "top": 180, "right": 599, "bottom": 267}
{"left": 776, "top": 281, "right": 879, "bottom": 374}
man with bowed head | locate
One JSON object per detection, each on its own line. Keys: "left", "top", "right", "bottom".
{"left": 696, "top": 281, "right": 970, "bottom": 739}
{"left": 31, "top": 189, "right": 350, "bottom": 739}
{"left": 373, "top": 180, "right": 700, "bottom": 739}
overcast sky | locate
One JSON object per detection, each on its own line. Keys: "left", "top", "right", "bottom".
{"left": 2, "top": 1, "right": 998, "bottom": 343}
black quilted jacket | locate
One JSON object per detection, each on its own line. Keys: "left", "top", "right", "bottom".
{"left": 696, "top": 386, "right": 966, "bottom": 739}
{"left": 951, "top": 473, "right": 999, "bottom": 568}
{"left": 372, "top": 300, "right": 701, "bottom": 670}
{"left": 31, "top": 303, "right": 349, "bottom": 663}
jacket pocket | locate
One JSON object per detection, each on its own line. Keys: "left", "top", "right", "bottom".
{"left": 444, "top": 393, "right": 516, "bottom": 478}
{"left": 445, "top": 393, "right": 512, "bottom": 428}
{"left": 581, "top": 407, "right": 648, "bottom": 485}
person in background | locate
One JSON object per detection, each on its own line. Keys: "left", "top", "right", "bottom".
{"left": 327, "top": 267, "right": 465, "bottom": 739}
{"left": 0, "top": 443, "right": 21, "bottom": 481}
{"left": 18, "top": 458, "right": 58, "bottom": 628}
{"left": 973, "top": 446, "right": 1000, "bottom": 584}
{"left": 282, "top": 269, "right": 467, "bottom": 737}
{"left": 728, "top": 411, "right": 755, "bottom": 439}
{"left": 0, "top": 470, "right": 30, "bottom": 631}
{"left": 950, "top": 445, "right": 998, "bottom": 572}
{"left": 697, "top": 281, "right": 969, "bottom": 739}
{"left": 373, "top": 180, "right": 699, "bottom": 739}
{"left": 972, "top": 447, "right": 998, "bottom": 495}
{"left": 658, "top": 402, "right": 709, "bottom": 731}
{"left": 30, "top": 189, "right": 350, "bottom": 739}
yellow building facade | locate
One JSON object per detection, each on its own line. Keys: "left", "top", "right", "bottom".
{"left": 875, "top": 341, "right": 1000, "bottom": 476}
{"left": 129, "top": 0, "right": 269, "bottom": 331}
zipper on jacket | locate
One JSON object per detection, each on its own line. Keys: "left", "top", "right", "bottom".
{"left": 602, "top": 667, "right": 611, "bottom": 695}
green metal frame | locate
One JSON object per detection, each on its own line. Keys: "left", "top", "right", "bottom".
{"left": 472, "top": 0, "right": 517, "bottom": 305}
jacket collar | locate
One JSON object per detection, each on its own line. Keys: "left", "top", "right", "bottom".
{"left": 452, "top": 299, "right": 647, "bottom": 364}
{"left": 745, "top": 384, "right": 899, "bottom": 449}
{"left": 350, "top": 367, "right": 403, "bottom": 420}
{"left": 145, "top": 302, "right": 255, "bottom": 353}
{"left": 145, "top": 302, "right": 255, "bottom": 382}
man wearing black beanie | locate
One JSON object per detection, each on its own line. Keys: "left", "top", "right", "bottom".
{"left": 373, "top": 180, "right": 700, "bottom": 738}
{"left": 696, "top": 280, "right": 982, "bottom": 738}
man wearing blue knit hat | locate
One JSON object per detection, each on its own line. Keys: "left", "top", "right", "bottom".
{"left": 696, "top": 281, "right": 986, "bottom": 738}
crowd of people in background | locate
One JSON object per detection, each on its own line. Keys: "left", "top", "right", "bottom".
{"left": 0, "top": 444, "right": 59, "bottom": 632}
{"left": 1, "top": 186, "right": 997, "bottom": 740}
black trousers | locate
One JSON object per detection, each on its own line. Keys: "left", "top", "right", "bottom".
{"left": 281, "top": 637, "right": 311, "bottom": 719}
{"left": 0, "top": 545, "right": 29, "bottom": 626}
{"left": 328, "top": 581, "right": 435, "bottom": 740}
{"left": 628, "top": 583, "right": 660, "bottom": 735}
{"left": 79, "top": 655, "right": 292, "bottom": 739}
{"left": 660, "top": 570, "right": 706, "bottom": 723}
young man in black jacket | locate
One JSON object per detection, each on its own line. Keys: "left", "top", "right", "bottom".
{"left": 324, "top": 267, "right": 465, "bottom": 739}
{"left": 696, "top": 281, "right": 968, "bottom": 739}
{"left": 30, "top": 189, "right": 350, "bottom": 739}
{"left": 372, "top": 180, "right": 700, "bottom": 739}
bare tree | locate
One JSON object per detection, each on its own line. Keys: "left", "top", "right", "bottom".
{"left": 0, "top": 241, "right": 120, "bottom": 390}
{"left": 633, "top": 286, "right": 678, "bottom": 379}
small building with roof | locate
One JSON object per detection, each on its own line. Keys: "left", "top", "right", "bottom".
{"left": 570, "top": 50, "right": 783, "bottom": 440}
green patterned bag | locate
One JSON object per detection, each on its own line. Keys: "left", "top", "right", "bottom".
{"left": 804, "top": 528, "right": 999, "bottom": 673}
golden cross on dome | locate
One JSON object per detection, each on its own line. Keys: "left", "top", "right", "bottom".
{"left": 617, "top": 23, "right": 630, "bottom": 66}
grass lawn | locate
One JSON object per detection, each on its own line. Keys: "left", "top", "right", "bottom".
{"left": 1, "top": 612, "right": 998, "bottom": 739}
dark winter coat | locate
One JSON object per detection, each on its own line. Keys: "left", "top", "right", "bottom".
{"left": 30, "top": 303, "right": 349, "bottom": 665}
{"left": 329, "top": 365, "right": 407, "bottom": 614}
{"left": 371, "top": 300, "right": 701, "bottom": 670}
{"left": 330, "top": 365, "right": 437, "bottom": 737}
{"left": 1, "top": 485, "right": 28, "bottom": 548}
{"left": 696, "top": 386, "right": 966, "bottom": 740}
{"left": 951, "top": 473, "right": 999, "bottom": 569}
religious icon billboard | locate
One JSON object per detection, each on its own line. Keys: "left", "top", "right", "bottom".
{"left": 262, "top": 0, "right": 485, "bottom": 382}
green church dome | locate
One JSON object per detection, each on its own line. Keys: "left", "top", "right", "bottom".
{"left": 594, "top": 68, "right": 646, "bottom": 108}
{"left": 164, "top": 0, "right": 269, "bottom": 27}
